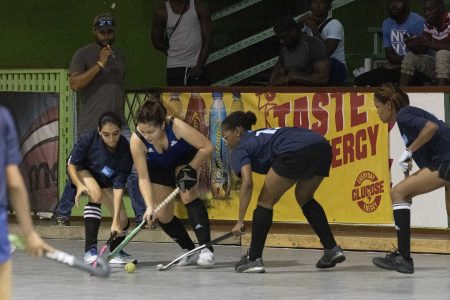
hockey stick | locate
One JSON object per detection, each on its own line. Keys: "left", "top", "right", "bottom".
{"left": 93, "top": 231, "right": 117, "bottom": 268}
{"left": 156, "top": 231, "right": 235, "bottom": 271}
{"left": 8, "top": 234, "right": 110, "bottom": 278}
{"left": 106, "top": 187, "right": 180, "bottom": 262}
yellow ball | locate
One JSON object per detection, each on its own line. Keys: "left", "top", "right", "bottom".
{"left": 125, "top": 262, "right": 136, "bottom": 273}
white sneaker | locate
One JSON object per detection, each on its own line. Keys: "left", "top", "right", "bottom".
{"left": 84, "top": 248, "right": 98, "bottom": 264}
{"left": 176, "top": 249, "right": 199, "bottom": 266}
{"left": 109, "top": 250, "right": 132, "bottom": 265}
{"left": 197, "top": 248, "right": 215, "bottom": 266}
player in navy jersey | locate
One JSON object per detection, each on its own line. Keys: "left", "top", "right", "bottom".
{"left": 67, "top": 112, "right": 132, "bottom": 264}
{"left": 0, "top": 106, "right": 53, "bottom": 299}
{"left": 222, "top": 111, "right": 345, "bottom": 273}
{"left": 130, "top": 99, "right": 215, "bottom": 266}
{"left": 373, "top": 83, "right": 450, "bottom": 274}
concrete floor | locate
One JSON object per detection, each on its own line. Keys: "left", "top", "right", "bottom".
{"left": 11, "top": 239, "right": 450, "bottom": 300}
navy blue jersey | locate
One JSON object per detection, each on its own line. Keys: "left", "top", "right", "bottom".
{"left": 0, "top": 107, "right": 21, "bottom": 210}
{"left": 137, "top": 121, "right": 196, "bottom": 168}
{"left": 69, "top": 130, "right": 132, "bottom": 189}
{"left": 397, "top": 106, "right": 450, "bottom": 168}
{"left": 230, "top": 127, "right": 328, "bottom": 175}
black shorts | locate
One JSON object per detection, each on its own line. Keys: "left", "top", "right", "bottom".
{"left": 427, "top": 160, "right": 450, "bottom": 181}
{"left": 148, "top": 148, "right": 197, "bottom": 187}
{"left": 271, "top": 143, "right": 332, "bottom": 180}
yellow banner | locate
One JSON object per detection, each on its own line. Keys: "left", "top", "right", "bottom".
{"left": 162, "top": 92, "right": 392, "bottom": 224}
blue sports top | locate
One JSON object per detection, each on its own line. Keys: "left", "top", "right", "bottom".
{"left": 69, "top": 129, "right": 132, "bottom": 189}
{"left": 0, "top": 107, "right": 22, "bottom": 209}
{"left": 397, "top": 106, "right": 450, "bottom": 167}
{"left": 230, "top": 127, "right": 328, "bottom": 176}
{"left": 136, "top": 120, "right": 195, "bottom": 167}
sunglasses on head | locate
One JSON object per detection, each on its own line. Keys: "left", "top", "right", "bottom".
{"left": 95, "top": 17, "right": 114, "bottom": 27}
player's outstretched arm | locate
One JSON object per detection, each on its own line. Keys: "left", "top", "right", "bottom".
{"left": 6, "top": 164, "right": 53, "bottom": 256}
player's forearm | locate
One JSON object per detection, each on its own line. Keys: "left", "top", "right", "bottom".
{"left": 138, "top": 179, "right": 153, "bottom": 208}
{"left": 67, "top": 164, "right": 82, "bottom": 188}
{"left": 190, "top": 143, "right": 213, "bottom": 170}
{"left": 69, "top": 64, "right": 102, "bottom": 92}
{"left": 9, "top": 184, "right": 36, "bottom": 236}
{"left": 408, "top": 121, "right": 439, "bottom": 153}
{"left": 112, "top": 189, "right": 124, "bottom": 220}
{"left": 238, "top": 182, "right": 253, "bottom": 222}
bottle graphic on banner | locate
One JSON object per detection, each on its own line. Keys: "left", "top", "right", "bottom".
{"left": 167, "top": 93, "right": 184, "bottom": 119}
{"left": 230, "top": 93, "right": 244, "bottom": 190}
{"left": 230, "top": 92, "right": 244, "bottom": 113}
{"left": 184, "top": 93, "right": 210, "bottom": 200}
{"left": 209, "top": 92, "right": 231, "bottom": 198}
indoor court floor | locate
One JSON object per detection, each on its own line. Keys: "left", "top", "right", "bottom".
{"left": 11, "top": 239, "right": 450, "bottom": 300}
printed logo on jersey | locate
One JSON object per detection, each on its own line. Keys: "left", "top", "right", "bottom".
{"left": 148, "top": 148, "right": 154, "bottom": 153}
{"left": 352, "top": 171, "right": 385, "bottom": 213}
{"left": 170, "top": 140, "right": 178, "bottom": 147}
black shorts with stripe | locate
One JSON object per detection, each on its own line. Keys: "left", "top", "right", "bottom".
{"left": 427, "top": 160, "right": 450, "bottom": 181}
{"left": 271, "top": 143, "right": 332, "bottom": 180}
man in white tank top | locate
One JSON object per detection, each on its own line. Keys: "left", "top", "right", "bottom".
{"left": 152, "top": 0, "right": 212, "bottom": 86}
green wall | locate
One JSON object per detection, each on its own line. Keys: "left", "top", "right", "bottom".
{"left": 0, "top": 0, "right": 443, "bottom": 87}
{"left": 0, "top": 0, "right": 166, "bottom": 88}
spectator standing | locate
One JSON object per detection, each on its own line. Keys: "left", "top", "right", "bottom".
{"left": 152, "top": 0, "right": 212, "bottom": 86}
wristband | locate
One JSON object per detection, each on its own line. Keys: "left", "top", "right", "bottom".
{"left": 97, "top": 61, "right": 105, "bottom": 69}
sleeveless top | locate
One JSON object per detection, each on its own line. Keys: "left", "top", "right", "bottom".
{"left": 136, "top": 118, "right": 195, "bottom": 167}
{"left": 165, "top": 0, "right": 202, "bottom": 68}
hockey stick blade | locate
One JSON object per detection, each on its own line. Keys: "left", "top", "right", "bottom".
{"left": 106, "top": 187, "right": 180, "bottom": 262}
{"left": 156, "top": 231, "right": 235, "bottom": 271}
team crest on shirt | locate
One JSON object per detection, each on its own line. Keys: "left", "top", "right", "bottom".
{"left": 351, "top": 171, "right": 385, "bottom": 213}
{"left": 100, "top": 165, "right": 114, "bottom": 178}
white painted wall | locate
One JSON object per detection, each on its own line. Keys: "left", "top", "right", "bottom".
{"left": 389, "top": 93, "right": 448, "bottom": 228}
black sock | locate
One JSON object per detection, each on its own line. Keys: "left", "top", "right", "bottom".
{"left": 110, "top": 219, "right": 130, "bottom": 252}
{"left": 248, "top": 205, "right": 273, "bottom": 261}
{"left": 84, "top": 202, "right": 101, "bottom": 252}
{"left": 393, "top": 203, "right": 411, "bottom": 258}
{"left": 186, "top": 198, "right": 212, "bottom": 251}
{"left": 159, "top": 216, "right": 195, "bottom": 250}
{"left": 301, "top": 199, "right": 337, "bottom": 250}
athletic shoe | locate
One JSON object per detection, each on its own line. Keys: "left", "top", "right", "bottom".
{"left": 316, "top": 245, "right": 346, "bottom": 268}
{"left": 109, "top": 250, "right": 133, "bottom": 265}
{"left": 50, "top": 213, "right": 70, "bottom": 226}
{"left": 235, "top": 255, "right": 265, "bottom": 273}
{"left": 84, "top": 247, "right": 98, "bottom": 264}
{"left": 176, "top": 249, "right": 199, "bottom": 266}
{"left": 197, "top": 248, "right": 215, "bottom": 266}
{"left": 372, "top": 251, "right": 414, "bottom": 274}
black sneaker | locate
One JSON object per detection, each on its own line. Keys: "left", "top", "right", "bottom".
{"left": 235, "top": 255, "right": 265, "bottom": 273}
{"left": 316, "top": 245, "right": 346, "bottom": 268}
{"left": 372, "top": 251, "right": 414, "bottom": 274}
{"left": 50, "top": 214, "right": 70, "bottom": 226}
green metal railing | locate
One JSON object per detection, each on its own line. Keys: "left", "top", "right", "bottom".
{"left": 0, "top": 69, "right": 74, "bottom": 198}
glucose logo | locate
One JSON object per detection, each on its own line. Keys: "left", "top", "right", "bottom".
{"left": 352, "top": 171, "right": 385, "bottom": 213}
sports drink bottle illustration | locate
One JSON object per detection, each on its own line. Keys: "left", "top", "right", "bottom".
{"left": 230, "top": 93, "right": 244, "bottom": 190}
{"left": 184, "top": 93, "right": 210, "bottom": 199}
{"left": 167, "top": 92, "right": 184, "bottom": 119}
{"left": 209, "top": 92, "right": 231, "bottom": 198}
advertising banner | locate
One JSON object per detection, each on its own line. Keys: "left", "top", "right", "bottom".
{"left": 162, "top": 92, "right": 392, "bottom": 223}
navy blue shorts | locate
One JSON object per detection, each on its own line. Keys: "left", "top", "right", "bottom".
{"left": 148, "top": 148, "right": 197, "bottom": 187}
{"left": 0, "top": 210, "right": 11, "bottom": 264}
{"left": 272, "top": 143, "right": 332, "bottom": 180}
